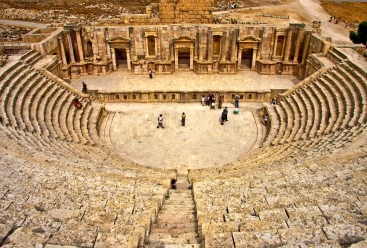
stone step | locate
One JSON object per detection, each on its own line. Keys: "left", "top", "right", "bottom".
{"left": 145, "top": 243, "right": 201, "bottom": 248}
{"left": 170, "top": 189, "right": 193, "bottom": 194}
{"left": 161, "top": 203, "right": 195, "bottom": 209}
{"left": 164, "top": 200, "right": 195, "bottom": 206}
{"left": 153, "top": 223, "right": 197, "bottom": 230}
{"left": 145, "top": 245, "right": 201, "bottom": 248}
{"left": 148, "top": 232, "right": 200, "bottom": 244}
{"left": 156, "top": 214, "right": 196, "bottom": 224}
{"left": 160, "top": 207, "right": 196, "bottom": 213}
{"left": 150, "top": 227, "right": 197, "bottom": 235}
{"left": 175, "top": 183, "right": 192, "bottom": 190}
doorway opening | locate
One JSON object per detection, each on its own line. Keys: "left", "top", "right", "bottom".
{"left": 178, "top": 48, "right": 190, "bottom": 69}
{"left": 241, "top": 48, "right": 253, "bottom": 69}
{"left": 116, "top": 48, "right": 128, "bottom": 70}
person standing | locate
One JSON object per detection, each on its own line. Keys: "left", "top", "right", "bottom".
{"left": 157, "top": 114, "right": 164, "bottom": 128}
{"left": 218, "top": 95, "right": 224, "bottom": 109}
{"left": 234, "top": 94, "right": 239, "bottom": 108}
{"left": 224, "top": 107, "right": 228, "bottom": 121}
{"left": 202, "top": 95, "right": 205, "bottom": 106}
{"left": 181, "top": 112, "right": 186, "bottom": 126}
{"left": 264, "top": 114, "right": 268, "bottom": 126}
{"left": 221, "top": 110, "right": 226, "bottom": 125}
{"left": 149, "top": 69, "right": 153, "bottom": 79}
{"left": 82, "top": 82, "right": 87, "bottom": 93}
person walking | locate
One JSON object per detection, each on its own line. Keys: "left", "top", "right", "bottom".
{"left": 181, "top": 112, "right": 186, "bottom": 126}
{"left": 264, "top": 114, "right": 268, "bottom": 126}
{"left": 202, "top": 95, "right": 205, "bottom": 106}
{"left": 149, "top": 69, "right": 153, "bottom": 79}
{"left": 157, "top": 114, "right": 164, "bottom": 128}
{"left": 221, "top": 110, "right": 226, "bottom": 125}
{"left": 224, "top": 107, "right": 228, "bottom": 121}
{"left": 82, "top": 82, "right": 87, "bottom": 93}
{"left": 234, "top": 94, "right": 239, "bottom": 108}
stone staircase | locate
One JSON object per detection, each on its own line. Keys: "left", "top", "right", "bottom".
{"left": 146, "top": 174, "right": 201, "bottom": 248}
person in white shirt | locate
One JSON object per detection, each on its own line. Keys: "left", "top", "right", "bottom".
{"left": 157, "top": 114, "right": 164, "bottom": 128}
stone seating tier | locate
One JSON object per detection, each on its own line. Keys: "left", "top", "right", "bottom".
{"left": 192, "top": 154, "right": 367, "bottom": 246}
{"left": 0, "top": 151, "right": 173, "bottom": 247}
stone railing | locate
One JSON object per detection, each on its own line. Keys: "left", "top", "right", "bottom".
{"left": 90, "top": 90, "right": 272, "bottom": 104}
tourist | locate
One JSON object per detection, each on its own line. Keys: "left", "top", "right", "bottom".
{"left": 218, "top": 95, "right": 224, "bottom": 109}
{"left": 202, "top": 95, "right": 205, "bottom": 106}
{"left": 345, "top": 21, "right": 348, "bottom": 28}
{"left": 234, "top": 94, "right": 239, "bottom": 108}
{"left": 208, "top": 95, "right": 212, "bottom": 106}
{"left": 149, "top": 69, "right": 153, "bottom": 79}
{"left": 264, "top": 114, "right": 268, "bottom": 126}
{"left": 181, "top": 112, "right": 186, "bottom": 126}
{"left": 270, "top": 98, "right": 276, "bottom": 105}
{"left": 157, "top": 114, "right": 164, "bottom": 128}
{"left": 73, "top": 99, "right": 82, "bottom": 110}
{"left": 221, "top": 110, "right": 226, "bottom": 125}
{"left": 82, "top": 82, "right": 87, "bottom": 93}
{"left": 224, "top": 107, "right": 228, "bottom": 121}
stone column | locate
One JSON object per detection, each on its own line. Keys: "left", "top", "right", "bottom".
{"left": 57, "top": 36, "right": 67, "bottom": 66}
{"left": 190, "top": 46, "right": 194, "bottom": 70}
{"left": 105, "top": 28, "right": 111, "bottom": 57}
{"left": 195, "top": 31, "right": 199, "bottom": 60}
{"left": 283, "top": 29, "right": 292, "bottom": 62}
{"left": 145, "top": 36, "right": 149, "bottom": 57}
{"left": 75, "top": 27, "right": 84, "bottom": 63}
{"left": 220, "top": 30, "right": 227, "bottom": 62}
{"left": 257, "top": 28, "right": 264, "bottom": 60}
{"left": 66, "top": 30, "right": 75, "bottom": 64}
{"left": 111, "top": 48, "right": 117, "bottom": 70}
{"left": 126, "top": 49, "right": 131, "bottom": 70}
{"left": 293, "top": 29, "right": 304, "bottom": 63}
{"left": 207, "top": 30, "right": 213, "bottom": 61}
{"left": 230, "top": 30, "right": 237, "bottom": 61}
{"left": 251, "top": 47, "right": 258, "bottom": 69}
{"left": 301, "top": 32, "right": 311, "bottom": 66}
{"left": 199, "top": 47, "right": 203, "bottom": 61}
{"left": 166, "top": 48, "right": 170, "bottom": 61}
{"left": 155, "top": 36, "right": 158, "bottom": 57}
{"left": 272, "top": 34, "right": 278, "bottom": 58}
{"left": 175, "top": 48, "right": 179, "bottom": 69}
{"left": 237, "top": 48, "right": 243, "bottom": 70}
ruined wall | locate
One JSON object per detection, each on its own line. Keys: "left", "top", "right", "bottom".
{"left": 159, "top": 0, "right": 212, "bottom": 24}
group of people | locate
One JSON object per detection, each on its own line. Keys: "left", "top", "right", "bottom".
{"left": 157, "top": 113, "right": 186, "bottom": 128}
{"left": 202, "top": 93, "right": 225, "bottom": 109}
{"left": 73, "top": 82, "right": 88, "bottom": 110}
{"left": 329, "top": 16, "right": 341, "bottom": 24}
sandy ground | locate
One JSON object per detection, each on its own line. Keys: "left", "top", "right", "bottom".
{"left": 218, "top": 0, "right": 352, "bottom": 44}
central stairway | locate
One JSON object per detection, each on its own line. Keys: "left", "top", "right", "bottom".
{"left": 146, "top": 174, "right": 201, "bottom": 248}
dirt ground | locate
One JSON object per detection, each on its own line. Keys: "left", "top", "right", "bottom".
{"left": 219, "top": 0, "right": 353, "bottom": 44}
{"left": 321, "top": 1, "right": 367, "bottom": 25}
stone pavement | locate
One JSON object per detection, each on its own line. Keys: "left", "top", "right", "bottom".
{"left": 70, "top": 70, "right": 299, "bottom": 92}
{"left": 102, "top": 102, "right": 264, "bottom": 170}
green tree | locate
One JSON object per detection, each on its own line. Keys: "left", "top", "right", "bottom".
{"left": 350, "top": 21, "right": 367, "bottom": 45}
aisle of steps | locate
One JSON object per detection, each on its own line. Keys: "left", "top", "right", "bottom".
{"left": 146, "top": 174, "right": 201, "bottom": 248}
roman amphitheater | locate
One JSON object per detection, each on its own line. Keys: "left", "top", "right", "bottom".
{"left": 0, "top": 0, "right": 367, "bottom": 246}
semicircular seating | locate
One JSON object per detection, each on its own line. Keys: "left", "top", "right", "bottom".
{"left": 0, "top": 47, "right": 367, "bottom": 247}
{"left": 188, "top": 47, "right": 367, "bottom": 247}
{"left": 0, "top": 52, "right": 176, "bottom": 247}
